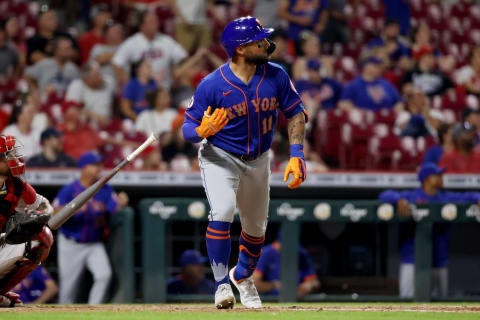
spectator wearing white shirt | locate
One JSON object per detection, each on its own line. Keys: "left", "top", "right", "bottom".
{"left": 2, "top": 103, "right": 41, "bottom": 160}
{"left": 66, "top": 61, "right": 115, "bottom": 126}
{"left": 135, "top": 87, "right": 177, "bottom": 136}
{"left": 112, "top": 11, "right": 189, "bottom": 89}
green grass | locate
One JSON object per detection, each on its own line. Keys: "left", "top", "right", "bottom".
{"left": 2, "top": 311, "right": 480, "bottom": 320}
{"left": 1, "top": 303, "right": 479, "bottom": 320}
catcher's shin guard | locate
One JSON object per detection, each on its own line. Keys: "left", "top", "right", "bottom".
{"left": 0, "top": 227, "right": 53, "bottom": 295}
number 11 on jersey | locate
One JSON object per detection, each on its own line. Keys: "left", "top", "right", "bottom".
{"left": 262, "top": 115, "right": 273, "bottom": 135}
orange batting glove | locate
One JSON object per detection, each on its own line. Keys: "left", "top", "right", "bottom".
{"left": 195, "top": 106, "right": 229, "bottom": 138}
{"left": 283, "top": 144, "right": 307, "bottom": 189}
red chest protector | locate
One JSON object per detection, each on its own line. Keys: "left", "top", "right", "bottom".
{"left": 0, "top": 177, "right": 23, "bottom": 231}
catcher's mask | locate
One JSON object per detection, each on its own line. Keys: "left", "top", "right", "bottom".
{"left": 0, "top": 135, "right": 25, "bottom": 177}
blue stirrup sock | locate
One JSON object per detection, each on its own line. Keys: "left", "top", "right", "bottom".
{"left": 233, "top": 230, "right": 264, "bottom": 282}
{"left": 206, "top": 221, "right": 231, "bottom": 289}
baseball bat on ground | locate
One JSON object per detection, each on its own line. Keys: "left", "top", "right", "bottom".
{"left": 47, "top": 133, "right": 159, "bottom": 230}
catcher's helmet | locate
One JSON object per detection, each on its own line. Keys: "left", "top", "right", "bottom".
{"left": 0, "top": 135, "right": 25, "bottom": 177}
{"left": 221, "top": 16, "right": 274, "bottom": 58}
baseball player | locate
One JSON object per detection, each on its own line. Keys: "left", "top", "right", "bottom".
{"left": 379, "top": 163, "right": 480, "bottom": 298}
{"left": 13, "top": 265, "right": 58, "bottom": 304}
{"left": 182, "top": 16, "right": 308, "bottom": 309}
{"left": 253, "top": 233, "right": 319, "bottom": 297}
{"left": 0, "top": 135, "right": 54, "bottom": 307}
{"left": 53, "top": 151, "right": 125, "bottom": 304}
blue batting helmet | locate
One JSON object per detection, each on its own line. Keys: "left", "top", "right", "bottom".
{"left": 221, "top": 16, "right": 274, "bottom": 58}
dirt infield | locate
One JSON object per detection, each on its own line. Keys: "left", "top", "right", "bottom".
{"left": 1, "top": 304, "right": 480, "bottom": 313}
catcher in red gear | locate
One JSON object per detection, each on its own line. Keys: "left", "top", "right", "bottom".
{"left": 0, "top": 135, "right": 53, "bottom": 307}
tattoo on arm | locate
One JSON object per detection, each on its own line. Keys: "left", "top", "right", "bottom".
{"left": 287, "top": 112, "right": 306, "bottom": 145}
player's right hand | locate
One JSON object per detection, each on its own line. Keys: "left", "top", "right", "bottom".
{"left": 195, "top": 106, "right": 229, "bottom": 138}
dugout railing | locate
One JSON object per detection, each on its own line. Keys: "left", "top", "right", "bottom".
{"left": 134, "top": 198, "right": 480, "bottom": 303}
{"left": 107, "top": 207, "right": 136, "bottom": 303}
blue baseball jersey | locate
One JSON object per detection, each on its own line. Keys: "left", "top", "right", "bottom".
{"left": 295, "top": 77, "right": 342, "bottom": 110}
{"left": 183, "top": 62, "right": 305, "bottom": 157}
{"left": 255, "top": 243, "right": 317, "bottom": 295}
{"left": 286, "top": 0, "right": 329, "bottom": 40}
{"left": 14, "top": 266, "right": 52, "bottom": 303}
{"left": 122, "top": 78, "right": 157, "bottom": 115}
{"left": 340, "top": 76, "right": 402, "bottom": 111}
{"left": 379, "top": 188, "right": 480, "bottom": 267}
{"left": 53, "top": 180, "right": 119, "bottom": 243}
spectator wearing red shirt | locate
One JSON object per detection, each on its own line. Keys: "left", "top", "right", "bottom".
{"left": 438, "top": 122, "right": 480, "bottom": 173}
{"left": 57, "top": 101, "right": 104, "bottom": 160}
{"left": 78, "top": 4, "right": 111, "bottom": 65}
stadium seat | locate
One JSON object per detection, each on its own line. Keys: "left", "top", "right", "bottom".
{"left": 340, "top": 122, "right": 373, "bottom": 169}
{"left": 409, "top": 0, "right": 428, "bottom": 19}
{"left": 369, "top": 134, "right": 401, "bottom": 170}
{"left": 316, "top": 109, "right": 348, "bottom": 167}
{"left": 391, "top": 136, "right": 422, "bottom": 170}
{"left": 373, "top": 109, "right": 397, "bottom": 127}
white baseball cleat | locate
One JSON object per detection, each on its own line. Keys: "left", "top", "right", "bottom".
{"left": 229, "top": 267, "right": 262, "bottom": 309}
{"left": 215, "top": 283, "right": 235, "bottom": 309}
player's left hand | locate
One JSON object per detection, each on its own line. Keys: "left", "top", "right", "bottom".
{"left": 283, "top": 144, "right": 306, "bottom": 189}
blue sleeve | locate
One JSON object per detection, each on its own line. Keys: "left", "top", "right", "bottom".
{"left": 299, "top": 248, "right": 316, "bottom": 280}
{"left": 443, "top": 192, "right": 480, "bottom": 203}
{"left": 277, "top": 66, "right": 304, "bottom": 118}
{"left": 379, "top": 190, "right": 403, "bottom": 203}
{"left": 54, "top": 184, "right": 74, "bottom": 206}
{"left": 122, "top": 80, "right": 136, "bottom": 100}
{"left": 182, "top": 121, "right": 202, "bottom": 143}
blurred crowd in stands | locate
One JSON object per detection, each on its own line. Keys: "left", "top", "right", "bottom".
{"left": 2, "top": 0, "right": 480, "bottom": 172}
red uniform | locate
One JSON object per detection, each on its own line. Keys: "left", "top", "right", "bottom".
{"left": 0, "top": 135, "right": 53, "bottom": 307}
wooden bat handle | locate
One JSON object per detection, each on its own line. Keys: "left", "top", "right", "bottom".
{"left": 127, "top": 133, "right": 158, "bottom": 161}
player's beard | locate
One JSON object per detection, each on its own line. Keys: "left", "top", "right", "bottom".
{"left": 245, "top": 53, "right": 269, "bottom": 66}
